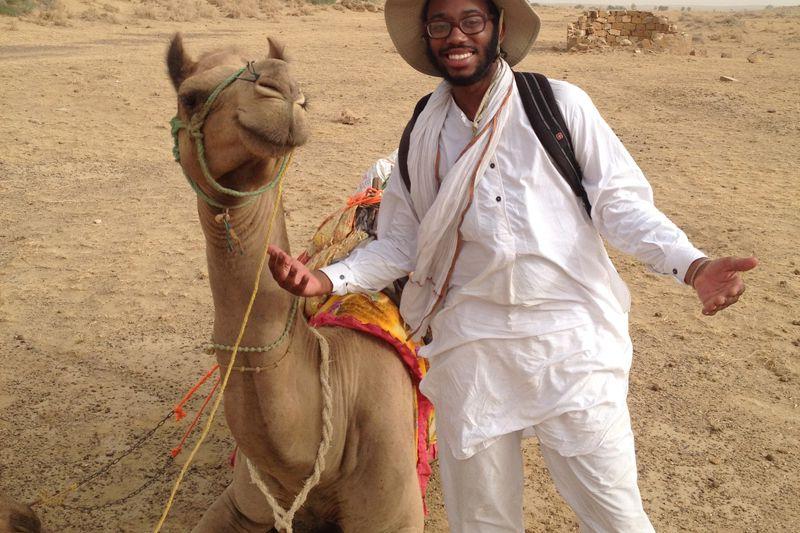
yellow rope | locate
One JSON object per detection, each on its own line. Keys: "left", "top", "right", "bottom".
{"left": 153, "top": 152, "right": 294, "bottom": 533}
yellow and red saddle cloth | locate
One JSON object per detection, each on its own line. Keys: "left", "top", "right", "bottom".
{"left": 303, "top": 189, "right": 437, "bottom": 506}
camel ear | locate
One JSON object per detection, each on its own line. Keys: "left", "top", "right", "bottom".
{"left": 167, "top": 33, "right": 196, "bottom": 91}
{"left": 267, "top": 37, "right": 290, "bottom": 62}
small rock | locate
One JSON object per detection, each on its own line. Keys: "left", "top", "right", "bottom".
{"left": 767, "top": 109, "right": 776, "bottom": 113}
{"left": 719, "top": 76, "right": 738, "bottom": 82}
{"left": 93, "top": 219, "right": 102, "bottom": 224}
{"left": 707, "top": 477, "right": 720, "bottom": 489}
{"left": 654, "top": 312, "right": 662, "bottom": 317}
{"left": 335, "top": 109, "right": 360, "bottom": 125}
{"left": 648, "top": 383, "right": 661, "bottom": 392}
{"left": 709, "top": 456, "right": 721, "bottom": 465}
{"left": 791, "top": 320, "right": 800, "bottom": 326}
{"left": 14, "top": 334, "right": 25, "bottom": 342}
{"left": 720, "top": 52, "right": 733, "bottom": 58}
{"left": 634, "top": 49, "right": 642, "bottom": 55}
{"left": 765, "top": 453, "right": 775, "bottom": 462}
{"left": 620, "top": 38, "right": 633, "bottom": 46}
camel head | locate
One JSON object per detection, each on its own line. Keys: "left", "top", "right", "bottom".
{"left": 167, "top": 34, "right": 309, "bottom": 204}
{"left": 0, "top": 495, "right": 42, "bottom": 533}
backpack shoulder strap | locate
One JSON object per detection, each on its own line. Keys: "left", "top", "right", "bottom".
{"left": 514, "top": 71, "right": 592, "bottom": 218}
{"left": 398, "top": 93, "right": 432, "bottom": 193}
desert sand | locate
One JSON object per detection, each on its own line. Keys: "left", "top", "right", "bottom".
{"left": 0, "top": 1, "right": 798, "bottom": 531}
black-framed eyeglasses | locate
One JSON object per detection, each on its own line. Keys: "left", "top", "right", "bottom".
{"left": 425, "top": 14, "right": 492, "bottom": 39}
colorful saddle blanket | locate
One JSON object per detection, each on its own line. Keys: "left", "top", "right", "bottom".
{"left": 304, "top": 189, "right": 437, "bottom": 506}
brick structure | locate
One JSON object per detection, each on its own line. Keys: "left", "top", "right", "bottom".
{"left": 567, "top": 10, "right": 683, "bottom": 50}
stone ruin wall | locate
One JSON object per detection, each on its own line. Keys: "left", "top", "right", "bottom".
{"left": 567, "top": 10, "right": 682, "bottom": 50}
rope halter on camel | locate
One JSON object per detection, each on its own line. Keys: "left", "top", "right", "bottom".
{"left": 170, "top": 64, "right": 290, "bottom": 210}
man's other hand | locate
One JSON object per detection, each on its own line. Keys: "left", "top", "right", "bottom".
{"left": 267, "top": 245, "right": 333, "bottom": 297}
{"left": 691, "top": 256, "right": 759, "bottom": 316}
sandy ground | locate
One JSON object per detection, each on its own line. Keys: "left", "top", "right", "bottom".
{"left": 0, "top": 2, "right": 798, "bottom": 531}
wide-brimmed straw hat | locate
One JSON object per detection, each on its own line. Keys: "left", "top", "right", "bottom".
{"left": 384, "top": 0, "right": 540, "bottom": 77}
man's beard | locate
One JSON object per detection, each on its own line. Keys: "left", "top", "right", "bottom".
{"left": 426, "top": 28, "right": 500, "bottom": 87}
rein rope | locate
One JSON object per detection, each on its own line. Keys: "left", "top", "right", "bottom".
{"left": 170, "top": 65, "right": 290, "bottom": 210}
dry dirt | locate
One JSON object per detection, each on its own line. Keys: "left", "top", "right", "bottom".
{"left": 1, "top": 2, "right": 799, "bottom": 532}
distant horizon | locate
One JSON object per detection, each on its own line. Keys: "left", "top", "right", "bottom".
{"left": 536, "top": 0, "right": 800, "bottom": 7}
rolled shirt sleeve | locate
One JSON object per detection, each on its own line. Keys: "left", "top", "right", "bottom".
{"left": 557, "top": 82, "right": 706, "bottom": 284}
{"left": 319, "top": 164, "right": 420, "bottom": 295}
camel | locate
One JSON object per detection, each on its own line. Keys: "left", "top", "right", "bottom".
{"left": 166, "top": 34, "right": 424, "bottom": 532}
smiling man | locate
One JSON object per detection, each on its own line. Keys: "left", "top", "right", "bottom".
{"left": 267, "top": 0, "right": 758, "bottom": 531}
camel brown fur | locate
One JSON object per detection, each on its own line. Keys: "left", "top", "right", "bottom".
{"left": 167, "top": 34, "right": 424, "bottom": 532}
{"left": 0, "top": 496, "right": 42, "bottom": 533}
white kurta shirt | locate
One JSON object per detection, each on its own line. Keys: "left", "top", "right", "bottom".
{"left": 322, "top": 79, "right": 704, "bottom": 459}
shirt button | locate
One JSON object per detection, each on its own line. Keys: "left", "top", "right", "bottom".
{"left": 672, "top": 268, "right": 678, "bottom": 275}
{"left": 490, "top": 162, "right": 496, "bottom": 169}
{"left": 339, "top": 275, "right": 346, "bottom": 280}
{"left": 495, "top": 196, "right": 502, "bottom": 202}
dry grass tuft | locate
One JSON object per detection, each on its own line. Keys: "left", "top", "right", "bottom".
{"left": 133, "top": 0, "right": 217, "bottom": 22}
{"left": 79, "top": 6, "right": 120, "bottom": 23}
{"left": 0, "top": 0, "right": 35, "bottom": 16}
{"left": 31, "top": 0, "right": 70, "bottom": 26}
{"left": 210, "top": 0, "right": 261, "bottom": 19}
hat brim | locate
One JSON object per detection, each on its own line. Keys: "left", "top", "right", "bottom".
{"left": 385, "top": 0, "right": 540, "bottom": 77}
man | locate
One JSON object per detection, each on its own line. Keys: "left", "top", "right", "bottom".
{"left": 267, "top": 0, "right": 758, "bottom": 530}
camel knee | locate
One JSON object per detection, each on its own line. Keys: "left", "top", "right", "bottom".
{"left": 192, "top": 486, "right": 272, "bottom": 533}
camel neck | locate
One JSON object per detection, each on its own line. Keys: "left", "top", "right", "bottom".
{"left": 197, "top": 190, "right": 316, "bottom": 374}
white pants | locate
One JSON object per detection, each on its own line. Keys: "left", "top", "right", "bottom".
{"left": 438, "top": 409, "right": 655, "bottom": 533}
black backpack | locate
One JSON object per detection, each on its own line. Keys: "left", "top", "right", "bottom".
{"left": 397, "top": 71, "right": 592, "bottom": 218}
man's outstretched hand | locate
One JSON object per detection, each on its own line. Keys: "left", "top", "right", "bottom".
{"left": 689, "top": 256, "right": 759, "bottom": 316}
{"left": 267, "top": 245, "right": 333, "bottom": 297}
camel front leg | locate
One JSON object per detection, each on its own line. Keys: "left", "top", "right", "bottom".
{"left": 192, "top": 454, "right": 275, "bottom": 533}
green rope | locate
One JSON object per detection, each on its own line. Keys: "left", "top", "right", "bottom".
{"left": 206, "top": 297, "right": 299, "bottom": 354}
{"left": 170, "top": 65, "right": 290, "bottom": 210}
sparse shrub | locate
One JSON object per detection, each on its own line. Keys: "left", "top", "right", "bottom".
{"left": 210, "top": 0, "right": 259, "bottom": 18}
{"left": 657, "top": 5, "right": 669, "bottom": 11}
{"left": 259, "top": 0, "right": 282, "bottom": 15}
{"left": 720, "top": 15, "right": 743, "bottom": 26}
{"left": 574, "top": 4, "right": 584, "bottom": 9}
{"left": 132, "top": 3, "right": 159, "bottom": 19}
{"left": 0, "top": 0, "right": 34, "bottom": 16}
{"left": 34, "top": 0, "right": 70, "bottom": 25}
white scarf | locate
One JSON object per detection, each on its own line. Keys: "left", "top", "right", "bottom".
{"left": 401, "top": 60, "right": 514, "bottom": 341}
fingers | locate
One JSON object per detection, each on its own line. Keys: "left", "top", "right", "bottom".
{"left": 702, "top": 287, "right": 745, "bottom": 316}
{"left": 720, "top": 255, "right": 759, "bottom": 273}
{"left": 267, "top": 245, "right": 318, "bottom": 296}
